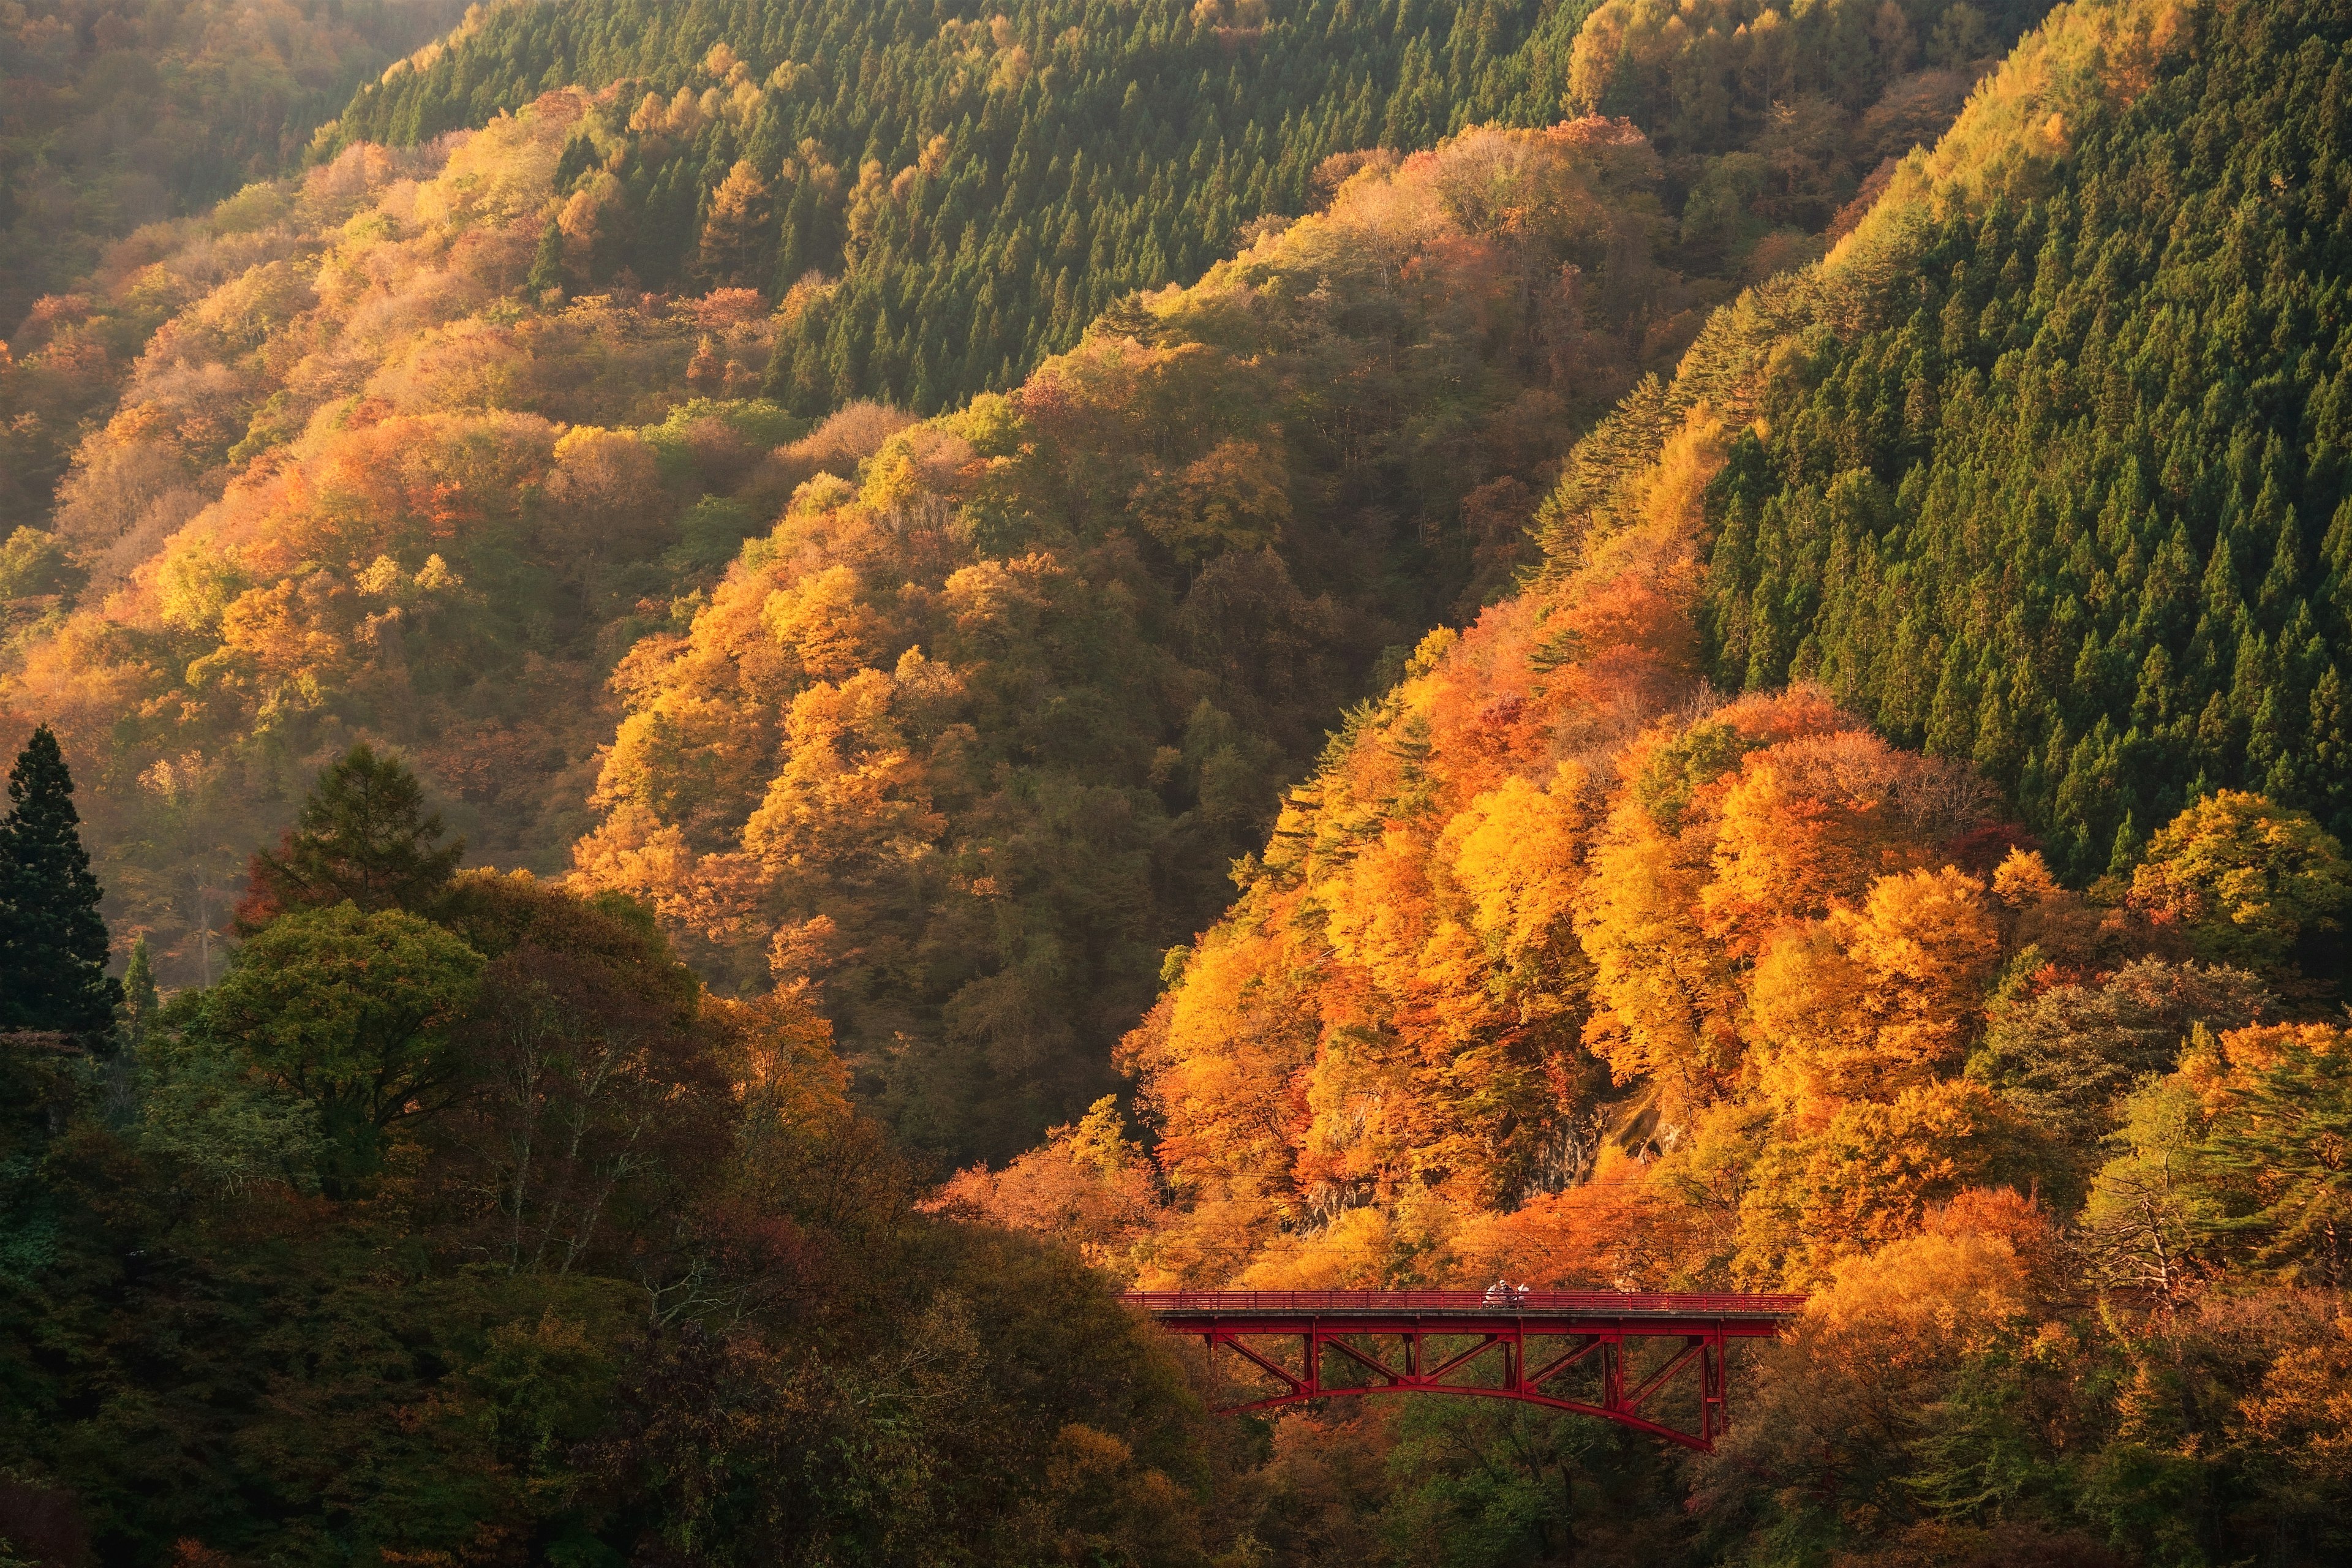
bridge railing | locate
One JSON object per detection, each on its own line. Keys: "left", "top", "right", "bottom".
{"left": 1122, "top": 1290, "right": 1808, "bottom": 1317}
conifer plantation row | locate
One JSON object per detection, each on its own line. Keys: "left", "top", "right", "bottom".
{"left": 1700, "top": 0, "right": 2352, "bottom": 875}
{"left": 4, "top": 0, "right": 2352, "bottom": 1561}
{"left": 318, "top": 0, "right": 2047, "bottom": 413}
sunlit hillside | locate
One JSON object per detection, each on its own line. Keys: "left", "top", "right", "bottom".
{"left": 0, "top": 0, "right": 470, "bottom": 524}
{"left": 943, "top": 0, "right": 2352, "bottom": 1555}
{"left": 4, "top": 0, "right": 2350, "bottom": 1563}
{"left": 7, "top": 70, "right": 1918, "bottom": 1159}
{"left": 314, "top": 0, "right": 2050, "bottom": 413}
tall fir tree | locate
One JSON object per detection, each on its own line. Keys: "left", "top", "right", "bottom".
{"left": 0, "top": 725, "right": 120, "bottom": 1036}
{"left": 235, "top": 744, "right": 464, "bottom": 932}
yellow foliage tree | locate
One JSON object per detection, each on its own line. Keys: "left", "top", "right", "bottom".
{"left": 1749, "top": 866, "right": 2000, "bottom": 1111}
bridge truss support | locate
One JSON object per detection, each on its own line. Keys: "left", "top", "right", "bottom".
{"left": 1128, "top": 1294, "right": 1801, "bottom": 1452}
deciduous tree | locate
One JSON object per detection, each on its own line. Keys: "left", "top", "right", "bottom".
{"left": 193, "top": 903, "right": 483, "bottom": 1191}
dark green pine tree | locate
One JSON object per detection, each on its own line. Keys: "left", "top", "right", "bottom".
{"left": 0, "top": 725, "right": 121, "bottom": 1036}
{"left": 235, "top": 744, "right": 464, "bottom": 931}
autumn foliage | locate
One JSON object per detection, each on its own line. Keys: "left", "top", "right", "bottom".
{"left": 940, "top": 5, "right": 2352, "bottom": 1553}
{"left": 8, "top": 0, "right": 2352, "bottom": 1561}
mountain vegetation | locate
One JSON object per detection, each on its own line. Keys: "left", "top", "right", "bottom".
{"left": 5, "top": 105, "right": 798, "bottom": 988}
{"left": 2, "top": 745, "right": 1226, "bottom": 1565}
{"left": 4, "top": 0, "right": 2352, "bottom": 1562}
{"left": 0, "top": 0, "right": 469, "bottom": 526}
{"left": 0, "top": 0, "right": 2028, "bottom": 1091}
{"left": 566, "top": 112, "right": 1698, "bottom": 1159}
{"left": 1700, "top": 0, "right": 2352, "bottom": 877}
{"left": 314, "top": 0, "right": 2044, "bottom": 415}
{"left": 938, "top": 0, "right": 2352, "bottom": 1558}
{"left": 5, "top": 0, "right": 2035, "bottom": 536}
{"left": 6, "top": 27, "right": 1947, "bottom": 1158}
{"left": 0, "top": 0, "right": 467, "bottom": 320}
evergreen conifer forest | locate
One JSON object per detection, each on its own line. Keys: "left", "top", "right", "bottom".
{"left": 4, "top": 0, "right": 2352, "bottom": 1562}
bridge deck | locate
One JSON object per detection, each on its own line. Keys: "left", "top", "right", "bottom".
{"left": 1125, "top": 1290, "right": 1806, "bottom": 1449}
{"left": 1123, "top": 1289, "right": 1806, "bottom": 1323}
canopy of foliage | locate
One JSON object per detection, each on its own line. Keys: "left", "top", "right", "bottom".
{"left": 1700, "top": 0, "right": 2352, "bottom": 883}
{"left": 4, "top": 97, "right": 810, "bottom": 981}
{"left": 936, "top": 1, "right": 2352, "bottom": 1559}
{"left": 0, "top": 748, "right": 1236, "bottom": 1567}
{"left": 1, "top": 0, "right": 2033, "bottom": 552}
{"left": 8, "top": 89, "right": 1852, "bottom": 1164}
{"left": 0, "top": 0, "right": 469, "bottom": 527}
{"left": 4, "top": 0, "right": 2036, "bottom": 1158}
{"left": 311, "top": 0, "right": 2045, "bottom": 417}
{"left": 566, "top": 114, "right": 1709, "bottom": 1161}
{"left": 12, "top": 0, "right": 2352, "bottom": 1559}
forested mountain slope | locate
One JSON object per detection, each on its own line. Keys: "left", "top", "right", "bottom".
{"left": 2, "top": 0, "right": 2060, "bottom": 1174}
{"left": 0, "top": 0, "right": 466, "bottom": 325}
{"left": 0, "top": 0, "right": 469, "bottom": 526}
{"left": 567, "top": 117, "right": 1683, "bottom": 1159}
{"left": 10, "top": 108, "right": 791, "bottom": 978}
{"left": 1701, "top": 0, "right": 2352, "bottom": 878}
{"left": 942, "top": 0, "right": 2352, "bottom": 1557}
{"left": 1052, "top": 0, "right": 2351, "bottom": 1284}
{"left": 5, "top": 0, "right": 2352, "bottom": 1560}
{"left": 9, "top": 96, "right": 1715, "bottom": 1162}
{"left": 2, "top": 0, "right": 2043, "bottom": 540}
{"left": 314, "top": 0, "right": 2049, "bottom": 413}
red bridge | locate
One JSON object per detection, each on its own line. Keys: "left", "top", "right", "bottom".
{"left": 1124, "top": 1291, "right": 1806, "bottom": 1451}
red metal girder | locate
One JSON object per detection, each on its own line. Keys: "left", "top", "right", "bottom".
{"left": 1321, "top": 1333, "right": 1404, "bottom": 1384}
{"left": 1420, "top": 1333, "right": 1503, "bottom": 1384}
{"left": 1619, "top": 1338, "right": 1705, "bottom": 1415}
{"left": 1701, "top": 1340, "right": 1725, "bottom": 1444}
{"left": 1140, "top": 1290, "right": 1802, "bottom": 1452}
{"left": 1523, "top": 1334, "right": 1607, "bottom": 1390}
{"left": 1217, "top": 1333, "right": 1308, "bottom": 1396}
